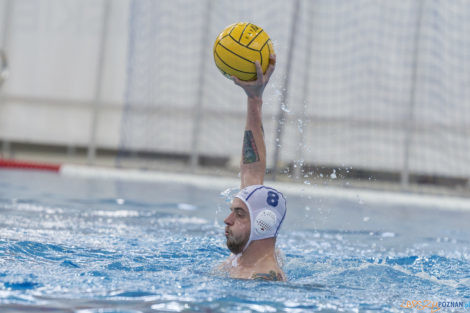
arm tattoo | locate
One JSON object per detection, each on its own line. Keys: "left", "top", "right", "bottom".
{"left": 251, "top": 270, "right": 283, "bottom": 281}
{"left": 243, "top": 130, "right": 260, "bottom": 164}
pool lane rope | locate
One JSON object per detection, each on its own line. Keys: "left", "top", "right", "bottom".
{"left": 0, "top": 158, "right": 61, "bottom": 172}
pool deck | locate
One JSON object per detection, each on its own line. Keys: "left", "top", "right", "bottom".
{"left": 59, "top": 164, "right": 470, "bottom": 212}
{"left": 2, "top": 143, "right": 470, "bottom": 204}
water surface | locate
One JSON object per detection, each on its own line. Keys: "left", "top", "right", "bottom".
{"left": 0, "top": 169, "right": 469, "bottom": 312}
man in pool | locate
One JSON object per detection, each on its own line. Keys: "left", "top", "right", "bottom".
{"left": 220, "top": 54, "right": 287, "bottom": 281}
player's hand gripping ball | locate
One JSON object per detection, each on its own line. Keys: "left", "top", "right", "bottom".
{"left": 213, "top": 22, "right": 274, "bottom": 81}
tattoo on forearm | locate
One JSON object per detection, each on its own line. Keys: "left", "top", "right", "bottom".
{"left": 243, "top": 130, "right": 260, "bottom": 164}
{"left": 261, "top": 124, "right": 264, "bottom": 136}
{"left": 252, "top": 270, "right": 283, "bottom": 281}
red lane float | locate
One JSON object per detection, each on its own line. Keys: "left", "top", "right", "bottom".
{"left": 0, "top": 158, "right": 61, "bottom": 172}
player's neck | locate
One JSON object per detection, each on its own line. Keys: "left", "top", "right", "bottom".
{"left": 238, "top": 238, "right": 276, "bottom": 267}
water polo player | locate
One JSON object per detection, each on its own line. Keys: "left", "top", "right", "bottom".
{"left": 220, "top": 55, "right": 287, "bottom": 281}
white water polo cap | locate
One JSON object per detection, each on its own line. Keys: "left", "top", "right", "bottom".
{"left": 235, "top": 185, "right": 287, "bottom": 252}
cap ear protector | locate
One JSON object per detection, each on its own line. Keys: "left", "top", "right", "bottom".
{"left": 254, "top": 209, "right": 277, "bottom": 236}
{"left": 235, "top": 185, "right": 287, "bottom": 252}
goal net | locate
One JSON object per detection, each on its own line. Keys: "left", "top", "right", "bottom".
{"left": 120, "top": 0, "right": 470, "bottom": 187}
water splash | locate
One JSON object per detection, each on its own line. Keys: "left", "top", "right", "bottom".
{"left": 281, "top": 104, "right": 290, "bottom": 113}
{"left": 330, "top": 169, "right": 337, "bottom": 179}
{"left": 219, "top": 187, "right": 239, "bottom": 203}
{"left": 177, "top": 203, "right": 197, "bottom": 211}
{"left": 297, "top": 119, "right": 304, "bottom": 133}
{"left": 116, "top": 198, "right": 125, "bottom": 205}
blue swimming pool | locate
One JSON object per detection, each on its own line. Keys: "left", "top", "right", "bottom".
{"left": 0, "top": 169, "right": 469, "bottom": 312}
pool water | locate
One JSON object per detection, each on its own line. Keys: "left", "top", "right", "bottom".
{"left": 0, "top": 169, "right": 469, "bottom": 313}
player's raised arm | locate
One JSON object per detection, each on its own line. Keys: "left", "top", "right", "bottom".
{"left": 232, "top": 54, "right": 276, "bottom": 189}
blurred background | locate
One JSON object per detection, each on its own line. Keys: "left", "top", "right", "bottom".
{"left": 0, "top": 0, "right": 469, "bottom": 196}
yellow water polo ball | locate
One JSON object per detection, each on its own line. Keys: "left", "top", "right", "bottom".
{"left": 213, "top": 22, "right": 274, "bottom": 81}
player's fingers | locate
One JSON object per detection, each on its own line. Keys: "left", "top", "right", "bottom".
{"left": 255, "top": 61, "right": 263, "bottom": 82}
{"left": 269, "top": 54, "right": 276, "bottom": 67}
{"left": 264, "top": 54, "right": 276, "bottom": 81}
{"left": 232, "top": 76, "right": 242, "bottom": 86}
{"left": 265, "top": 67, "right": 274, "bottom": 82}
{"left": 265, "top": 64, "right": 275, "bottom": 80}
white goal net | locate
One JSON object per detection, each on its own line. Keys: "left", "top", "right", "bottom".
{"left": 120, "top": 0, "right": 470, "bottom": 186}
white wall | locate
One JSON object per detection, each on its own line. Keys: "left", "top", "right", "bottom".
{"left": 0, "top": 0, "right": 129, "bottom": 148}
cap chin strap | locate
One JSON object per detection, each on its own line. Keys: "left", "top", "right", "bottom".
{"left": 242, "top": 235, "right": 253, "bottom": 253}
{"left": 241, "top": 203, "right": 254, "bottom": 253}
{"left": 231, "top": 253, "right": 241, "bottom": 267}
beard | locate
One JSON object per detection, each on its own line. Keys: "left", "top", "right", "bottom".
{"left": 226, "top": 230, "right": 248, "bottom": 254}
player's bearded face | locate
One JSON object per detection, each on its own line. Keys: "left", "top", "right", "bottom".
{"left": 224, "top": 198, "right": 251, "bottom": 254}
{"left": 226, "top": 228, "right": 249, "bottom": 254}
